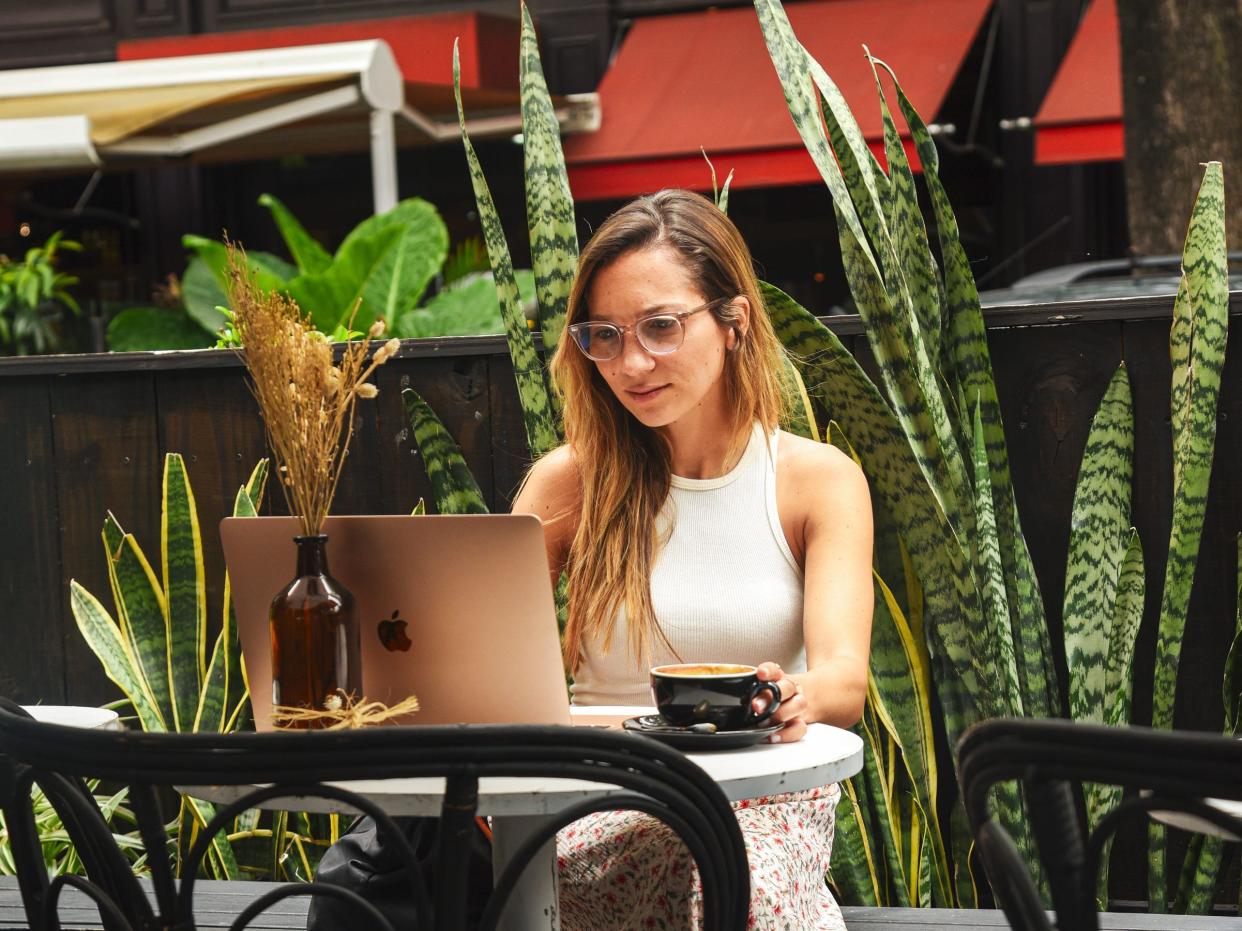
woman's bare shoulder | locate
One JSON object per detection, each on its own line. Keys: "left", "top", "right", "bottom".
{"left": 512, "top": 444, "right": 584, "bottom": 519}
{"left": 777, "top": 431, "right": 869, "bottom": 503}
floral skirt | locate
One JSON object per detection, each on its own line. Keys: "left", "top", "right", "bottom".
{"left": 556, "top": 782, "right": 844, "bottom": 930}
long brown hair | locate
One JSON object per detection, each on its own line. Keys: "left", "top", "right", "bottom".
{"left": 550, "top": 189, "right": 789, "bottom": 672}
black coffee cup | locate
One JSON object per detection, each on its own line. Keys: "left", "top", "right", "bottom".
{"left": 650, "top": 663, "right": 782, "bottom": 730}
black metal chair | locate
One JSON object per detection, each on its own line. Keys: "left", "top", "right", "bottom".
{"left": 957, "top": 717, "right": 1242, "bottom": 931}
{"left": 0, "top": 698, "right": 750, "bottom": 931}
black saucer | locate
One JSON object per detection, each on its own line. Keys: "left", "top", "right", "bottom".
{"left": 621, "top": 714, "right": 784, "bottom": 751}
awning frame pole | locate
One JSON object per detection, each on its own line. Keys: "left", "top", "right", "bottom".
{"left": 370, "top": 108, "right": 397, "bottom": 215}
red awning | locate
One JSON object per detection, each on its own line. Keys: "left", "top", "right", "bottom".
{"left": 1033, "top": 0, "right": 1122, "bottom": 165}
{"left": 118, "top": 13, "right": 519, "bottom": 122}
{"left": 564, "top": 0, "right": 991, "bottom": 202}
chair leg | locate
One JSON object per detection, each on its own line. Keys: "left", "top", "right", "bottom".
{"left": 435, "top": 773, "right": 481, "bottom": 931}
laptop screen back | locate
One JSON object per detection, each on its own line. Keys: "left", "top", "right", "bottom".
{"left": 220, "top": 514, "right": 571, "bottom": 730}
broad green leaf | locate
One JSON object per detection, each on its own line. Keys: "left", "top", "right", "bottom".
{"left": 336, "top": 198, "right": 449, "bottom": 324}
{"left": 69, "top": 582, "right": 164, "bottom": 733}
{"left": 102, "top": 514, "right": 172, "bottom": 729}
{"left": 455, "top": 40, "right": 561, "bottom": 458}
{"left": 780, "top": 355, "right": 819, "bottom": 440}
{"left": 402, "top": 389, "right": 489, "bottom": 515}
{"left": 519, "top": 4, "right": 578, "bottom": 364}
{"left": 105, "top": 307, "right": 216, "bottom": 352}
{"left": 393, "top": 272, "right": 533, "bottom": 339}
{"left": 284, "top": 224, "right": 404, "bottom": 334}
{"left": 182, "top": 235, "right": 294, "bottom": 296}
{"left": 162, "top": 453, "right": 206, "bottom": 729}
{"left": 1149, "top": 162, "right": 1229, "bottom": 911}
{"left": 181, "top": 257, "right": 230, "bottom": 335}
{"left": 258, "top": 193, "right": 332, "bottom": 275}
{"left": 1064, "top": 365, "right": 1133, "bottom": 723}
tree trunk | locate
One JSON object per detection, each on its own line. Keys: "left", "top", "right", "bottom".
{"left": 1116, "top": 0, "right": 1242, "bottom": 256}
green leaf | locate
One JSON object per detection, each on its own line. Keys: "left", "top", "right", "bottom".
{"left": 102, "top": 514, "right": 173, "bottom": 729}
{"left": 193, "top": 629, "right": 229, "bottom": 734}
{"left": 402, "top": 389, "right": 489, "bottom": 515}
{"left": 1148, "top": 162, "right": 1229, "bottom": 911}
{"left": 183, "top": 796, "right": 241, "bottom": 880}
{"left": 182, "top": 235, "right": 294, "bottom": 295}
{"left": 69, "top": 582, "right": 164, "bottom": 732}
{"left": 1064, "top": 365, "right": 1134, "bottom": 723}
{"left": 519, "top": 3, "right": 578, "bottom": 364}
{"left": 258, "top": 193, "right": 332, "bottom": 275}
{"left": 162, "top": 454, "right": 207, "bottom": 729}
{"left": 831, "top": 779, "right": 881, "bottom": 905}
{"left": 106, "top": 307, "right": 216, "bottom": 352}
{"left": 181, "top": 256, "right": 230, "bottom": 335}
{"left": 284, "top": 224, "right": 404, "bottom": 334}
{"left": 455, "top": 40, "right": 561, "bottom": 459}
{"left": 393, "top": 273, "right": 523, "bottom": 339}
{"left": 336, "top": 198, "right": 449, "bottom": 324}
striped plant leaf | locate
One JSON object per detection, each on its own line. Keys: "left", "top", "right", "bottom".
{"left": 1179, "top": 536, "right": 1242, "bottom": 913}
{"left": 258, "top": 193, "right": 332, "bottom": 275}
{"left": 102, "top": 514, "right": 172, "bottom": 729}
{"left": 1149, "top": 162, "right": 1229, "bottom": 911}
{"left": 717, "top": 169, "right": 735, "bottom": 214}
{"left": 69, "top": 582, "right": 164, "bottom": 732}
{"left": 162, "top": 453, "right": 206, "bottom": 731}
{"left": 762, "top": 282, "right": 988, "bottom": 743}
{"left": 831, "top": 778, "right": 881, "bottom": 905}
{"left": 1103, "top": 529, "right": 1145, "bottom": 734}
{"left": 519, "top": 3, "right": 578, "bottom": 366}
{"left": 454, "top": 41, "right": 560, "bottom": 459}
{"left": 871, "top": 570, "right": 950, "bottom": 905}
{"left": 193, "top": 630, "right": 229, "bottom": 734}
{"left": 780, "top": 354, "right": 819, "bottom": 440}
{"left": 222, "top": 462, "right": 269, "bottom": 729}
{"left": 402, "top": 388, "right": 489, "bottom": 514}
{"left": 184, "top": 796, "right": 241, "bottom": 880}
{"left": 1064, "top": 364, "right": 1134, "bottom": 724}
{"left": 890, "top": 66, "right": 1057, "bottom": 722}
{"left": 971, "top": 400, "right": 1022, "bottom": 716}
{"left": 866, "top": 53, "right": 940, "bottom": 364}
{"left": 859, "top": 698, "right": 909, "bottom": 906}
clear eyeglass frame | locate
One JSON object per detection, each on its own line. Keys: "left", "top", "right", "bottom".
{"left": 567, "top": 297, "right": 734, "bottom": 362}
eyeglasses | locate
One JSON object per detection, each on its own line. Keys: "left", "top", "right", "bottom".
{"left": 567, "top": 297, "right": 733, "bottom": 362}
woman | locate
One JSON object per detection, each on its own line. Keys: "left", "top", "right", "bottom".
{"left": 513, "top": 189, "right": 873, "bottom": 929}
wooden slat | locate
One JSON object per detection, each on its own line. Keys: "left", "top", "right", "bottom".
{"left": 50, "top": 371, "right": 162, "bottom": 708}
{"left": 0, "top": 375, "right": 65, "bottom": 703}
{"left": 839, "top": 906, "right": 1242, "bottom": 930}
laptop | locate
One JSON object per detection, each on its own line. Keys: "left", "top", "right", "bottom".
{"left": 220, "top": 514, "right": 573, "bottom": 731}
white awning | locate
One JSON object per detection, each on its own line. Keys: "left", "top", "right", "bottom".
{"left": 0, "top": 38, "right": 600, "bottom": 215}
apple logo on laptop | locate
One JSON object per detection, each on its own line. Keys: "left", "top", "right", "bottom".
{"left": 377, "top": 610, "right": 411, "bottom": 652}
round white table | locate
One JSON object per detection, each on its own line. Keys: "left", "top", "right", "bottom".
{"left": 184, "top": 708, "right": 864, "bottom": 930}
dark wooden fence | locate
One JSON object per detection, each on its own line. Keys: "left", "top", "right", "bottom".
{"left": 3, "top": 295, "right": 1239, "bottom": 739}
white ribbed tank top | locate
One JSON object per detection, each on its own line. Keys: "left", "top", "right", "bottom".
{"left": 570, "top": 423, "right": 806, "bottom": 706}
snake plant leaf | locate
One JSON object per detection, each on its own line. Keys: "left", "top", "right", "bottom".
{"left": 283, "top": 223, "right": 403, "bottom": 334}
{"left": 831, "top": 779, "right": 882, "bottom": 905}
{"left": 860, "top": 697, "right": 909, "bottom": 906}
{"left": 162, "top": 454, "right": 207, "bottom": 728}
{"left": 1148, "top": 161, "right": 1229, "bottom": 912}
{"left": 872, "top": 570, "right": 951, "bottom": 905}
{"left": 866, "top": 53, "right": 940, "bottom": 362}
{"left": 1103, "top": 529, "right": 1145, "bottom": 731}
{"left": 69, "top": 581, "right": 164, "bottom": 733}
{"left": 718, "top": 169, "right": 734, "bottom": 215}
{"left": 455, "top": 40, "right": 560, "bottom": 459}
{"left": 258, "top": 193, "right": 332, "bottom": 275}
{"left": 762, "top": 282, "right": 988, "bottom": 745}
{"left": 971, "top": 400, "right": 1022, "bottom": 716}
{"left": 184, "top": 796, "right": 241, "bottom": 880}
{"left": 1221, "top": 535, "right": 1242, "bottom": 737}
{"left": 1064, "top": 365, "right": 1134, "bottom": 723}
{"left": 102, "top": 514, "right": 173, "bottom": 730}
{"left": 780, "top": 355, "right": 819, "bottom": 440}
{"left": 519, "top": 3, "right": 577, "bottom": 364}
{"left": 402, "top": 388, "right": 489, "bottom": 515}
{"left": 193, "top": 630, "right": 229, "bottom": 734}
{"left": 893, "top": 70, "right": 1058, "bottom": 722}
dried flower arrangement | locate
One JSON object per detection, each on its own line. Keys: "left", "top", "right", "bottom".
{"left": 226, "top": 242, "right": 399, "bottom": 536}
{"left": 226, "top": 242, "right": 418, "bottom": 728}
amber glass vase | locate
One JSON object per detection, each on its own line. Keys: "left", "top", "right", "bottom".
{"left": 269, "top": 534, "right": 360, "bottom": 728}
